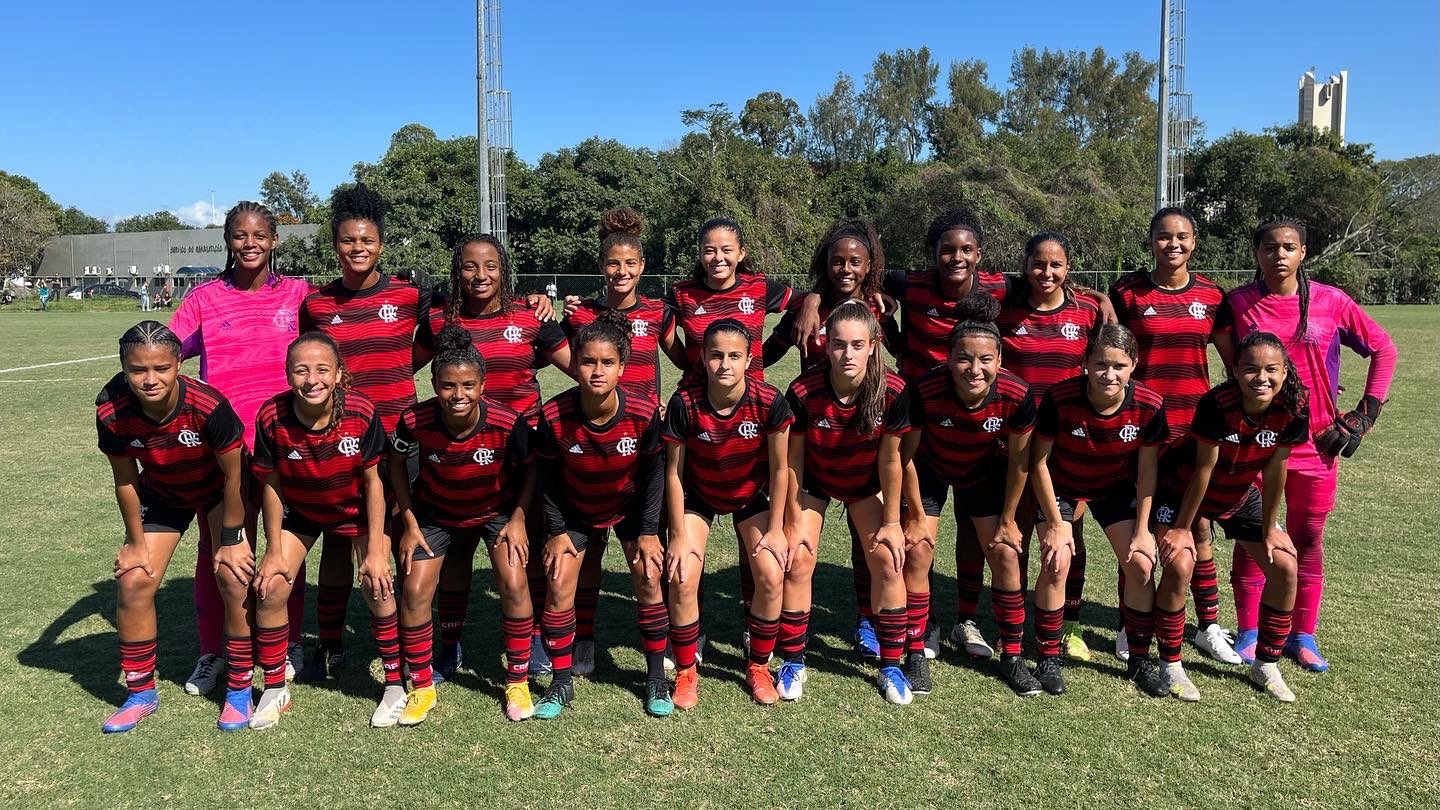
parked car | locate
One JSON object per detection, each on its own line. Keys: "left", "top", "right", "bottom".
{"left": 65, "top": 284, "right": 86, "bottom": 300}
{"left": 84, "top": 283, "right": 141, "bottom": 299}
{"left": 175, "top": 266, "right": 221, "bottom": 276}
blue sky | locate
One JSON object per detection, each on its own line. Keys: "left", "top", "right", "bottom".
{"left": 2, "top": 0, "right": 1434, "bottom": 226}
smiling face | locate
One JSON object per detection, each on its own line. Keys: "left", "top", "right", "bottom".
{"left": 699, "top": 225, "right": 746, "bottom": 289}
{"left": 576, "top": 339, "right": 624, "bottom": 399}
{"left": 227, "top": 211, "right": 276, "bottom": 274}
{"left": 122, "top": 343, "right": 181, "bottom": 410}
{"left": 458, "top": 240, "right": 503, "bottom": 308}
{"left": 1024, "top": 239, "right": 1069, "bottom": 302}
{"left": 334, "top": 218, "right": 383, "bottom": 278}
{"left": 1235, "top": 342, "right": 1288, "bottom": 411}
{"left": 433, "top": 362, "right": 482, "bottom": 421}
{"left": 1254, "top": 226, "right": 1307, "bottom": 289}
{"left": 1150, "top": 214, "right": 1194, "bottom": 273}
{"left": 1086, "top": 345, "right": 1136, "bottom": 401}
{"left": 602, "top": 244, "right": 645, "bottom": 299}
{"left": 935, "top": 227, "right": 982, "bottom": 292}
{"left": 827, "top": 238, "right": 870, "bottom": 299}
{"left": 948, "top": 332, "right": 1000, "bottom": 405}
{"left": 287, "top": 340, "right": 341, "bottom": 410}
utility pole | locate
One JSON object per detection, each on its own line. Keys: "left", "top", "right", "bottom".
{"left": 476, "top": 1, "right": 491, "bottom": 235}
{"left": 1156, "top": 0, "right": 1170, "bottom": 211}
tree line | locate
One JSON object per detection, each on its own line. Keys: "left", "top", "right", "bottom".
{"left": 5, "top": 46, "right": 1436, "bottom": 302}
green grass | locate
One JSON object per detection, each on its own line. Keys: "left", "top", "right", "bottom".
{"left": 1, "top": 307, "right": 1436, "bottom": 808}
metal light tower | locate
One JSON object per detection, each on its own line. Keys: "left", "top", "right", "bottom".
{"left": 1156, "top": 0, "right": 1196, "bottom": 210}
{"left": 476, "top": 0, "right": 512, "bottom": 243}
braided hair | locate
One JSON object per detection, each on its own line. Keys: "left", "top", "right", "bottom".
{"left": 1252, "top": 216, "right": 1311, "bottom": 344}
{"left": 329, "top": 182, "right": 388, "bottom": 243}
{"left": 445, "top": 234, "right": 515, "bottom": 323}
{"left": 431, "top": 323, "right": 485, "bottom": 380}
{"left": 1234, "top": 331, "right": 1309, "bottom": 419}
{"left": 118, "top": 320, "right": 182, "bottom": 362}
{"left": 826, "top": 300, "right": 888, "bottom": 436}
{"left": 692, "top": 216, "right": 755, "bottom": 280}
{"left": 287, "top": 331, "right": 351, "bottom": 433}
{"left": 222, "top": 201, "right": 280, "bottom": 283}
{"left": 809, "top": 219, "right": 884, "bottom": 304}
{"left": 573, "top": 307, "right": 632, "bottom": 365}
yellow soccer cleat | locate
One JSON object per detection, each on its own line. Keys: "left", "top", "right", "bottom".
{"left": 398, "top": 685, "right": 437, "bottom": 727}
{"left": 504, "top": 682, "right": 534, "bottom": 721}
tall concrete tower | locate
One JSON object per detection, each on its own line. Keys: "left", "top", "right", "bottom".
{"left": 1298, "top": 68, "right": 1347, "bottom": 143}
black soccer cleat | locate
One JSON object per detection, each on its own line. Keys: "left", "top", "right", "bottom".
{"left": 999, "top": 655, "right": 1042, "bottom": 697}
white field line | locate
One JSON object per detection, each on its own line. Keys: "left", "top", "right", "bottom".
{"left": 0, "top": 355, "right": 113, "bottom": 374}
{"left": 0, "top": 378, "right": 110, "bottom": 383}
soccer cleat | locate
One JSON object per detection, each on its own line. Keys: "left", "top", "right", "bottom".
{"left": 777, "top": 661, "right": 808, "bottom": 701}
{"left": 102, "top": 689, "right": 158, "bottom": 733}
{"left": 248, "top": 687, "right": 291, "bottom": 730}
{"left": 572, "top": 640, "right": 596, "bottom": 677}
{"left": 1034, "top": 656, "right": 1066, "bottom": 695}
{"left": 745, "top": 663, "right": 779, "bottom": 705}
{"left": 527, "top": 634, "right": 552, "bottom": 677}
{"left": 1114, "top": 627, "right": 1131, "bottom": 662}
{"left": 1284, "top": 633, "right": 1330, "bottom": 673}
{"left": 533, "top": 680, "right": 574, "bottom": 720}
{"left": 1164, "top": 661, "right": 1201, "bottom": 702}
{"left": 854, "top": 617, "right": 881, "bottom": 661}
{"left": 876, "top": 665, "right": 914, "bottom": 705}
{"left": 286, "top": 642, "right": 304, "bottom": 682}
{"left": 433, "top": 641, "right": 463, "bottom": 684}
{"left": 950, "top": 621, "right": 994, "bottom": 659}
{"left": 999, "top": 655, "right": 1042, "bottom": 697}
{"left": 1194, "top": 624, "right": 1244, "bottom": 665}
{"left": 503, "top": 683, "right": 534, "bottom": 722}
{"left": 370, "top": 684, "right": 407, "bottom": 728}
{"left": 1250, "top": 661, "right": 1296, "bottom": 703}
{"left": 299, "top": 646, "right": 345, "bottom": 683}
{"left": 905, "top": 652, "right": 933, "bottom": 696}
{"left": 1060, "top": 621, "right": 1093, "bottom": 662}
{"left": 185, "top": 653, "right": 224, "bottom": 696}
{"left": 923, "top": 622, "right": 941, "bottom": 660}
{"left": 696, "top": 633, "right": 707, "bottom": 664}
{"left": 644, "top": 678, "right": 674, "bottom": 718}
{"left": 1233, "top": 629, "right": 1259, "bottom": 665}
{"left": 672, "top": 666, "right": 700, "bottom": 711}
{"left": 1126, "top": 657, "right": 1168, "bottom": 698}
{"left": 398, "top": 685, "right": 437, "bottom": 726}
{"left": 217, "top": 687, "right": 253, "bottom": 732}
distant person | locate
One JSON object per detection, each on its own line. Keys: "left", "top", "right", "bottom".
{"left": 37, "top": 280, "right": 50, "bottom": 311}
{"left": 545, "top": 280, "right": 558, "bottom": 300}
{"left": 158, "top": 281, "right": 173, "bottom": 309}
{"left": 139, "top": 284, "right": 151, "bottom": 312}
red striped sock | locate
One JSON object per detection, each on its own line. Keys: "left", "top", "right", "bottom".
{"left": 501, "top": 614, "right": 532, "bottom": 684}
{"left": 778, "top": 609, "right": 810, "bottom": 663}
{"left": 370, "top": 611, "right": 402, "bottom": 686}
{"left": 1191, "top": 558, "right": 1220, "bottom": 628}
{"left": 636, "top": 602, "right": 669, "bottom": 680}
{"left": 747, "top": 613, "right": 780, "bottom": 667}
{"left": 542, "top": 608, "right": 577, "bottom": 685}
{"left": 874, "top": 607, "right": 907, "bottom": 667}
{"left": 669, "top": 619, "right": 700, "bottom": 670}
{"left": 257, "top": 624, "right": 289, "bottom": 689}
{"left": 401, "top": 620, "right": 433, "bottom": 689}
{"left": 437, "top": 587, "right": 470, "bottom": 646}
{"left": 905, "top": 592, "right": 929, "bottom": 655}
{"left": 224, "top": 635, "right": 254, "bottom": 691}
{"left": 992, "top": 587, "right": 1026, "bottom": 657}
{"left": 1064, "top": 535, "right": 1086, "bottom": 621}
{"left": 316, "top": 584, "right": 349, "bottom": 649}
{"left": 119, "top": 638, "right": 157, "bottom": 693}
{"left": 1126, "top": 607, "right": 1154, "bottom": 659}
{"left": 1035, "top": 606, "right": 1065, "bottom": 659}
{"left": 850, "top": 527, "right": 872, "bottom": 620}
{"left": 575, "top": 586, "right": 600, "bottom": 642}
{"left": 1257, "top": 602, "right": 1292, "bottom": 664}
{"left": 1156, "top": 607, "right": 1186, "bottom": 663}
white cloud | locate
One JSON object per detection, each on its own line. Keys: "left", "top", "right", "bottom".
{"left": 173, "top": 199, "right": 229, "bottom": 228}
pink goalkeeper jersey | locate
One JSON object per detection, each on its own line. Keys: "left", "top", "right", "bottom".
{"left": 168, "top": 274, "right": 311, "bottom": 450}
{"left": 1222, "top": 280, "right": 1397, "bottom": 437}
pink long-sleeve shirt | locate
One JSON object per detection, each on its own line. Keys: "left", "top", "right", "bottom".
{"left": 167, "top": 274, "right": 311, "bottom": 451}
{"left": 1223, "top": 279, "right": 1397, "bottom": 437}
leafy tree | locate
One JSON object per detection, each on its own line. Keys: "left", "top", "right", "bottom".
{"left": 804, "top": 73, "right": 877, "bottom": 168}
{"left": 259, "top": 170, "right": 319, "bottom": 222}
{"left": 864, "top": 47, "right": 939, "bottom": 162}
{"left": 927, "top": 59, "right": 1003, "bottom": 161}
{"left": 0, "top": 178, "right": 59, "bottom": 273}
{"left": 58, "top": 206, "right": 108, "bottom": 234}
{"left": 739, "top": 91, "right": 804, "bottom": 155}
{"left": 114, "top": 211, "right": 191, "bottom": 232}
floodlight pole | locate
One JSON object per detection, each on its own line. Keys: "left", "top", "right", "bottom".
{"left": 476, "top": 1, "right": 491, "bottom": 235}
{"left": 1156, "top": 0, "right": 1170, "bottom": 211}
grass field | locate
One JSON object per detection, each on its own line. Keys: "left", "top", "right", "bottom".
{"left": 1, "top": 306, "right": 1436, "bottom": 808}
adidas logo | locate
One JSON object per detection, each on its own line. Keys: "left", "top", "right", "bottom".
{"left": 693, "top": 305, "right": 707, "bottom": 315}
{"left": 1013, "top": 325, "right": 1028, "bottom": 336}
{"left": 330, "top": 313, "right": 342, "bottom": 324}
{"left": 1071, "top": 427, "right": 1087, "bottom": 438}
{"left": 939, "top": 418, "right": 954, "bottom": 427}
{"left": 287, "top": 449, "right": 302, "bottom": 460}
{"left": 1143, "top": 305, "right": 1158, "bottom": 316}
{"left": 428, "top": 453, "right": 442, "bottom": 462}
{"left": 219, "top": 320, "right": 234, "bottom": 330}
{"left": 697, "top": 431, "right": 712, "bottom": 442}
{"left": 130, "top": 439, "right": 144, "bottom": 448}
{"left": 816, "top": 418, "right": 832, "bottom": 428}
{"left": 568, "top": 444, "right": 583, "bottom": 454}
{"left": 927, "top": 307, "right": 940, "bottom": 316}
{"left": 1224, "top": 433, "right": 1241, "bottom": 443}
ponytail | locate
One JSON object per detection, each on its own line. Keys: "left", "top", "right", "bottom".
{"left": 288, "top": 331, "right": 351, "bottom": 433}
{"left": 827, "top": 301, "right": 887, "bottom": 436}
{"left": 575, "top": 307, "right": 632, "bottom": 364}
{"left": 1235, "top": 331, "right": 1309, "bottom": 419}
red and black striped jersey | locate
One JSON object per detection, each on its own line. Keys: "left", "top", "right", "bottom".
{"left": 771, "top": 298, "right": 898, "bottom": 375}
{"left": 252, "top": 390, "right": 386, "bottom": 532}
{"left": 416, "top": 299, "right": 568, "bottom": 427}
{"left": 392, "top": 398, "right": 531, "bottom": 528}
{"left": 669, "top": 273, "right": 793, "bottom": 386}
{"left": 884, "top": 269, "right": 1009, "bottom": 381}
{"left": 996, "top": 293, "right": 1101, "bottom": 401}
{"left": 564, "top": 296, "right": 674, "bottom": 408}
{"left": 786, "top": 368, "right": 911, "bottom": 504}
{"left": 96, "top": 374, "right": 244, "bottom": 510}
{"left": 1109, "top": 271, "right": 1225, "bottom": 443}
{"left": 911, "top": 366, "right": 1035, "bottom": 488}
{"left": 300, "top": 275, "right": 427, "bottom": 434}
{"left": 535, "top": 388, "right": 663, "bottom": 534}
{"left": 663, "top": 380, "right": 793, "bottom": 514}
{"left": 1036, "top": 376, "right": 1168, "bottom": 499}
{"left": 1160, "top": 382, "right": 1309, "bottom": 519}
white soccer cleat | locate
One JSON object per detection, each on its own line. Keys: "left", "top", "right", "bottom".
{"left": 950, "top": 621, "right": 994, "bottom": 659}
{"left": 370, "top": 684, "right": 408, "bottom": 728}
{"left": 248, "top": 687, "right": 291, "bottom": 730}
{"left": 1194, "top": 623, "right": 1243, "bottom": 665}
{"left": 1249, "top": 661, "right": 1296, "bottom": 703}
{"left": 1164, "top": 661, "right": 1201, "bottom": 702}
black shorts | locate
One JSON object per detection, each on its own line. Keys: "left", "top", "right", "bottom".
{"left": 281, "top": 509, "right": 365, "bottom": 541}
{"left": 379, "top": 443, "right": 421, "bottom": 506}
{"left": 915, "top": 462, "right": 1005, "bottom": 519}
{"left": 682, "top": 491, "right": 770, "bottom": 526}
{"left": 139, "top": 486, "right": 215, "bottom": 534}
{"left": 1044, "top": 490, "right": 1136, "bottom": 529}
{"left": 1153, "top": 485, "right": 1264, "bottom": 543}
{"left": 549, "top": 509, "right": 646, "bottom": 552}
{"left": 413, "top": 515, "right": 509, "bottom": 562}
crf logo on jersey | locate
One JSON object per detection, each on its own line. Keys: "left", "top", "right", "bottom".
{"left": 1060, "top": 323, "right": 1081, "bottom": 341}
{"left": 1255, "top": 430, "right": 1278, "bottom": 448}
{"left": 1119, "top": 424, "right": 1139, "bottom": 442}
{"left": 982, "top": 416, "right": 1003, "bottom": 433}
{"left": 473, "top": 447, "right": 495, "bottom": 465}
{"left": 616, "top": 437, "right": 638, "bottom": 456}
{"left": 1156, "top": 505, "right": 1175, "bottom": 524}
{"left": 503, "top": 325, "right": 523, "bottom": 344}
{"left": 630, "top": 319, "right": 648, "bottom": 338}
{"left": 738, "top": 421, "right": 759, "bottom": 440}
{"left": 177, "top": 429, "right": 202, "bottom": 448}
{"left": 338, "top": 436, "right": 361, "bottom": 456}
{"left": 273, "top": 307, "right": 296, "bottom": 331}
{"left": 737, "top": 296, "right": 755, "bottom": 315}
{"left": 1188, "top": 302, "right": 1207, "bottom": 319}
{"left": 378, "top": 304, "right": 399, "bottom": 323}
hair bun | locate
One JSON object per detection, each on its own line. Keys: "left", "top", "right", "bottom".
{"left": 330, "top": 182, "right": 389, "bottom": 223}
{"left": 433, "top": 323, "right": 474, "bottom": 354}
{"left": 954, "top": 293, "right": 1000, "bottom": 324}
{"left": 599, "top": 207, "right": 644, "bottom": 241}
